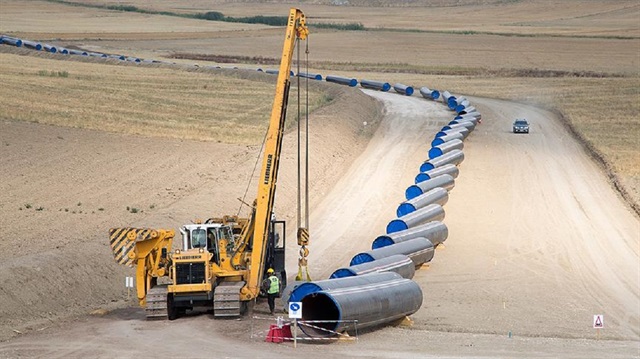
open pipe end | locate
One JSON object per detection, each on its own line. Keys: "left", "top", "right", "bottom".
{"left": 329, "top": 268, "right": 356, "bottom": 279}
{"left": 431, "top": 137, "right": 445, "bottom": 147}
{"left": 289, "top": 282, "right": 323, "bottom": 303}
{"left": 396, "top": 203, "right": 417, "bottom": 217}
{"left": 428, "top": 148, "right": 444, "bottom": 160}
{"left": 415, "top": 172, "right": 430, "bottom": 184}
{"left": 386, "top": 220, "right": 408, "bottom": 234}
{"left": 350, "top": 253, "right": 374, "bottom": 266}
{"left": 405, "top": 185, "right": 423, "bottom": 200}
{"left": 300, "top": 293, "right": 341, "bottom": 337}
{"left": 372, "top": 236, "right": 393, "bottom": 250}
{"left": 419, "top": 162, "right": 435, "bottom": 173}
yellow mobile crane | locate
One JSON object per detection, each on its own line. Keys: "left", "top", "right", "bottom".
{"left": 109, "top": 8, "right": 309, "bottom": 319}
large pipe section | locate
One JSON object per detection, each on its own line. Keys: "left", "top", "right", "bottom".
{"left": 431, "top": 132, "right": 463, "bottom": 147}
{"left": 456, "top": 112, "right": 481, "bottom": 121}
{"left": 108, "top": 54, "right": 126, "bottom": 61}
{"left": 289, "top": 272, "right": 401, "bottom": 303}
{"left": 393, "top": 83, "right": 414, "bottom": 96}
{"left": 281, "top": 280, "right": 306, "bottom": 303}
{"left": 351, "top": 237, "right": 434, "bottom": 268}
{"left": 22, "top": 40, "right": 42, "bottom": 51}
{"left": 1, "top": 36, "right": 23, "bottom": 47}
{"left": 300, "top": 275, "right": 422, "bottom": 337}
{"left": 405, "top": 174, "right": 455, "bottom": 200}
{"left": 435, "top": 127, "right": 469, "bottom": 140}
{"left": 429, "top": 139, "right": 464, "bottom": 159}
{"left": 447, "top": 97, "right": 458, "bottom": 110}
{"left": 43, "top": 44, "right": 57, "bottom": 53}
{"left": 326, "top": 75, "right": 357, "bottom": 87}
{"left": 386, "top": 203, "right": 444, "bottom": 233}
{"left": 266, "top": 69, "right": 295, "bottom": 76}
{"left": 330, "top": 254, "right": 415, "bottom": 279}
{"left": 373, "top": 221, "right": 448, "bottom": 249}
{"left": 297, "top": 72, "right": 322, "bottom": 80}
{"left": 458, "top": 106, "right": 477, "bottom": 115}
{"left": 419, "top": 87, "right": 440, "bottom": 100}
{"left": 397, "top": 187, "right": 449, "bottom": 217}
{"left": 420, "top": 150, "right": 464, "bottom": 172}
{"left": 455, "top": 99, "right": 470, "bottom": 113}
{"left": 415, "top": 163, "right": 459, "bottom": 184}
{"left": 360, "top": 79, "right": 391, "bottom": 92}
{"left": 89, "top": 52, "right": 108, "bottom": 58}
{"left": 449, "top": 117, "right": 479, "bottom": 126}
{"left": 443, "top": 121, "right": 476, "bottom": 132}
{"left": 69, "top": 49, "right": 88, "bottom": 56}
{"left": 441, "top": 91, "right": 454, "bottom": 106}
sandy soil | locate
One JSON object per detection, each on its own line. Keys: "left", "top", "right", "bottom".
{"left": 0, "top": 89, "right": 637, "bottom": 358}
{"left": 0, "top": 86, "right": 381, "bottom": 341}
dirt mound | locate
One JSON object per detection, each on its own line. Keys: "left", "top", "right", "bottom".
{"left": 0, "top": 83, "right": 381, "bottom": 341}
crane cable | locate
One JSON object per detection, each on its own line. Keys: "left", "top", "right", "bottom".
{"left": 295, "top": 36, "right": 312, "bottom": 282}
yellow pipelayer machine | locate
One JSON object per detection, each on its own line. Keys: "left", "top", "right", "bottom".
{"left": 109, "top": 8, "right": 309, "bottom": 319}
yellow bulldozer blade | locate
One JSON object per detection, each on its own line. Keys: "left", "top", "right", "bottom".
{"left": 109, "top": 227, "right": 158, "bottom": 267}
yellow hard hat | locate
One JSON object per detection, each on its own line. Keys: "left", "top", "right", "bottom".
{"left": 267, "top": 268, "right": 275, "bottom": 274}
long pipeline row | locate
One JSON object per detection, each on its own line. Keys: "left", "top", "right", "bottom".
{"left": 288, "top": 90, "right": 481, "bottom": 338}
{"left": 1, "top": 35, "right": 483, "bottom": 338}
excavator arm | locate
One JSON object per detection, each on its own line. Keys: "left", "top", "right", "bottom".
{"left": 242, "top": 8, "right": 308, "bottom": 300}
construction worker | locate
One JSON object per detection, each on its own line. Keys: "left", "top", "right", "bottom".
{"left": 264, "top": 268, "right": 280, "bottom": 315}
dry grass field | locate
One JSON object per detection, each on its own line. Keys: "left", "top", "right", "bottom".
{"left": 74, "top": 0, "right": 640, "bottom": 37}
{"left": 0, "top": 49, "right": 328, "bottom": 144}
{"left": 0, "top": 0, "right": 268, "bottom": 39}
{"left": 28, "top": 1, "right": 634, "bottom": 207}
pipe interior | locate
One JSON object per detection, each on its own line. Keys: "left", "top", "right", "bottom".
{"left": 301, "top": 293, "right": 340, "bottom": 337}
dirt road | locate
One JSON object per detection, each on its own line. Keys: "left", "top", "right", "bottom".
{"left": 416, "top": 97, "right": 640, "bottom": 342}
{"left": 1, "top": 91, "right": 638, "bottom": 358}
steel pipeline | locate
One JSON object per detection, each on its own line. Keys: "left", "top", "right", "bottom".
{"left": 330, "top": 254, "right": 415, "bottom": 279}
{"left": 289, "top": 272, "right": 402, "bottom": 303}
{"left": 43, "top": 44, "right": 57, "bottom": 53}
{"left": 386, "top": 203, "right": 445, "bottom": 233}
{"left": 419, "top": 86, "right": 440, "bottom": 100}
{"left": 326, "top": 75, "right": 358, "bottom": 87}
{"left": 431, "top": 132, "right": 464, "bottom": 147}
{"left": 300, "top": 276, "right": 422, "bottom": 337}
{"left": 429, "top": 139, "right": 464, "bottom": 159}
{"left": 419, "top": 150, "right": 464, "bottom": 172}
{"left": 351, "top": 237, "right": 435, "bottom": 268}
{"left": 443, "top": 121, "right": 476, "bottom": 132}
{"left": 405, "top": 174, "right": 455, "bottom": 200}
{"left": 415, "top": 163, "right": 460, "bottom": 184}
{"left": 373, "top": 221, "right": 448, "bottom": 248}
{"left": 2, "top": 37, "right": 23, "bottom": 47}
{"left": 22, "top": 40, "right": 43, "bottom": 51}
{"left": 360, "top": 79, "right": 391, "bottom": 92}
{"left": 435, "top": 127, "right": 470, "bottom": 140}
{"left": 397, "top": 187, "right": 449, "bottom": 216}
{"left": 298, "top": 72, "right": 323, "bottom": 80}
{"left": 393, "top": 83, "right": 414, "bottom": 96}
